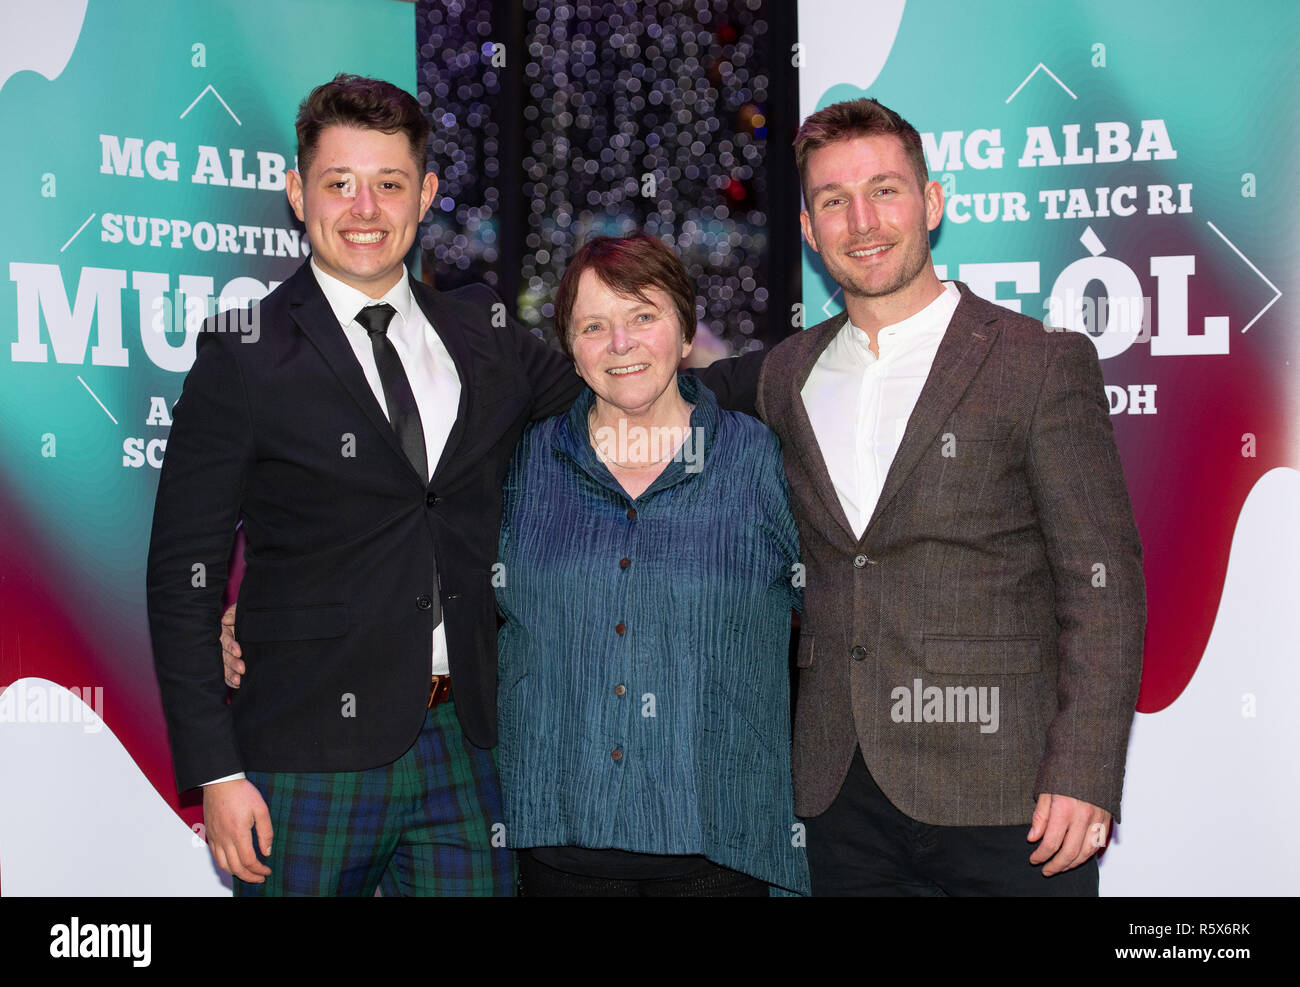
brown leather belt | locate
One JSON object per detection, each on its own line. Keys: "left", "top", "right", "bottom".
{"left": 428, "top": 673, "right": 452, "bottom": 709}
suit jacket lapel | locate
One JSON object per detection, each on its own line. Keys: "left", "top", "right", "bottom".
{"left": 786, "top": 313, "right": 860, "bottom": 547}
{"left": 286, "top": 265, "right": 413, "bottom": 473}
{"left": 863, "top": 287, "right": 1000, "bottom": 538}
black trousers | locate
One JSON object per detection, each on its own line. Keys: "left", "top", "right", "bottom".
{"left": 516, "top": 851, "right": 769, "bottom": 897}
{"left": 805, "top": 748, "right": 1099, "bottom": 896}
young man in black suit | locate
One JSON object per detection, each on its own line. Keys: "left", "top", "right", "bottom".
{"left": 147, "top": 75, "right": 582, "bottom": 895}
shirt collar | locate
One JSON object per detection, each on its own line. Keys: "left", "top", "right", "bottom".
{"left": 310, "top": 260, "right": 416, "bottom": 330}
{"left": 844, "top": 280, "right": 960, "bottom": 357}
{"left": 554, "top": 373, "right": 720, "bottom": 498}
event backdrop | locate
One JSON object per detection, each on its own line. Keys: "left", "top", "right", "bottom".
{"left": 2, "top": 0, "right": 1297, "bottom": 897}
{"left": 0, "top": 0, "right": 415, "bottom": 894}
{"left": 799, "top": 0, "right": 1299, "bottom": 894}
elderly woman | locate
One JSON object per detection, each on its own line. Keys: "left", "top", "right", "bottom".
{"left": 498, "top": 234, "right": 806, "bottom": 896}
{"left": 221, "top": 234, "right": 804, "bottom": 895}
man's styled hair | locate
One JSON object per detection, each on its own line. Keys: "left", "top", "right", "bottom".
{"left": 554, "top": 233, "right": 698, "bottom": 359}
{"left": 295, "top": 74, "right": 429, "bottom": 177}
{"left": 794, "top": 97, "right": 929, "bottom": 204}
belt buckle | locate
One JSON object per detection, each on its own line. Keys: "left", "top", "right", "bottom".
{"left": 428, "top": 674, "right": 452, "bottom": 709}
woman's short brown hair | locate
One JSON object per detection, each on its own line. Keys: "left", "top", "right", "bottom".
{"left": 553, "top": 234, "right": 698, "bottom": 359}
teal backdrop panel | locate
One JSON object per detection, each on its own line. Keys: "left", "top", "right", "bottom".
{"left": 0, "top": 0, "right": 415, "bottom": 889}
{"left": 798, "top": 0, "right": 1297, "bottom": 716}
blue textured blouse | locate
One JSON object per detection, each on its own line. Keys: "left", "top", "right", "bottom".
{"left": 496, "top": 374, "right": 809, "bottom": 894}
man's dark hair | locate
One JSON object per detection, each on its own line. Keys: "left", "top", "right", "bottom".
{"left": 295, "top": 74, "right": 429, "bottom": 177}
{"left": 794, "top": 98, "right": 929, "bottom": 204}
{"left": 554, "top": 234, "right": 698, "bottom": 360}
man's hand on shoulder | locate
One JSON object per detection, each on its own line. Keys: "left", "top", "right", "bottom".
{"left": 1027, "top": 792, "right": 1111, "bottom": 877}
{"left": 221, "top": 604, "right": 245, "bottom": 688}
{"left": 691, "top": 348, "right": 765, "bottom": 418}
{"left": 203, "top": 778, "right": 273, "bottom": 882}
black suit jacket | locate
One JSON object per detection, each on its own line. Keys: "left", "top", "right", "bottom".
{"left": 147, "top": 262, "right": 583, "bottom": 791}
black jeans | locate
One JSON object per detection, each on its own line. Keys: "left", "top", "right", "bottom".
{"left": 805, "top": 748, "right": 1099, "bottom": 896}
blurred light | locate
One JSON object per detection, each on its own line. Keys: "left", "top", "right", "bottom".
{"left": 418, "top": 0, "right": 773, "bottom": 348}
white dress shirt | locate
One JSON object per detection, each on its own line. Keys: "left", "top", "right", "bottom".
{"left": 801, "top": 282, "right": 959, "bottom": 540}
{"left": 311, "top": 260, "right": 461, "bottom": 675}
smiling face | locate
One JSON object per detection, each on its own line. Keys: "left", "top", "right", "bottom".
{"left": 286, "top": 125, "right": 437, "bottom": 298}
{"left": 799, "top": 133, "right": 943, "bottom": 313}
{"left": 569, "top": 268, "right": 693, "bottom": 420}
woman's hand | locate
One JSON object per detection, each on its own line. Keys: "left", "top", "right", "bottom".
{"left": 221, "top": 604, "right": 245, "bottom": 688}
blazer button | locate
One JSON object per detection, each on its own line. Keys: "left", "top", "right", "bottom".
{"left": 851, "top": 645, "right": 868, "bottom": 661}
{"left": 854, "top": 554, "right": 872, "bottom": 568}
{"left": 615, "top": 623, "right": 626, "bottom": 635}
{"left": 611, "top": 748, "right": 623, "bottom": 762}
{"left": 416, "top": 595, "right": 433, "bottom": 611}
{"left": 614, "top": 684, "right": 627, "bottom": 696}
{"left": 619, "top": 557, "right": 631, "bottom": 569}
{"left": 426, "top": 492, "right": 439, "bottom": 507}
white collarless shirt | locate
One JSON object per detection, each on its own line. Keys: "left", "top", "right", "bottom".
{"left": 801, "top": 281, "right": 959, "bottom": 540}
{"left": 311, "top": 260, "right": 462, "bottom": 676}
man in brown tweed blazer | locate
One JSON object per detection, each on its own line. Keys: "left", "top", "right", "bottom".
{"left": 757, "top": 98, "right": 1145, "bottom": 895}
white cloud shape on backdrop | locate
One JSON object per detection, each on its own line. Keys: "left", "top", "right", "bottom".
{"left": 1103, "top": 467, "right": 1300, "bottom": 896}
{"left": 0, "top": 678, "right": 228, "bottom": 896}
{"left": 0, "top": 0, "right": 88, "bottom": 95}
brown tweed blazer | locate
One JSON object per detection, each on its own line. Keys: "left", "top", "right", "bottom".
{"left": 757, "top": 283, "right": 1145, "bottom": 825}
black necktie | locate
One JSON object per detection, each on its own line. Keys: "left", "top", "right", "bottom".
{"left": 356, "top": 303, "right": 429, "bottom": 483}
{"left": 356, "top": 302, "right": 440, "bottom": 632}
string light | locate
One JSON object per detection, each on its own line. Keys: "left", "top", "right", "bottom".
{"left": 418, "top": 0, "right": 502, "bottom": 287}
{"left": 418, "top": 0, "right": 770, "bottom": 351}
